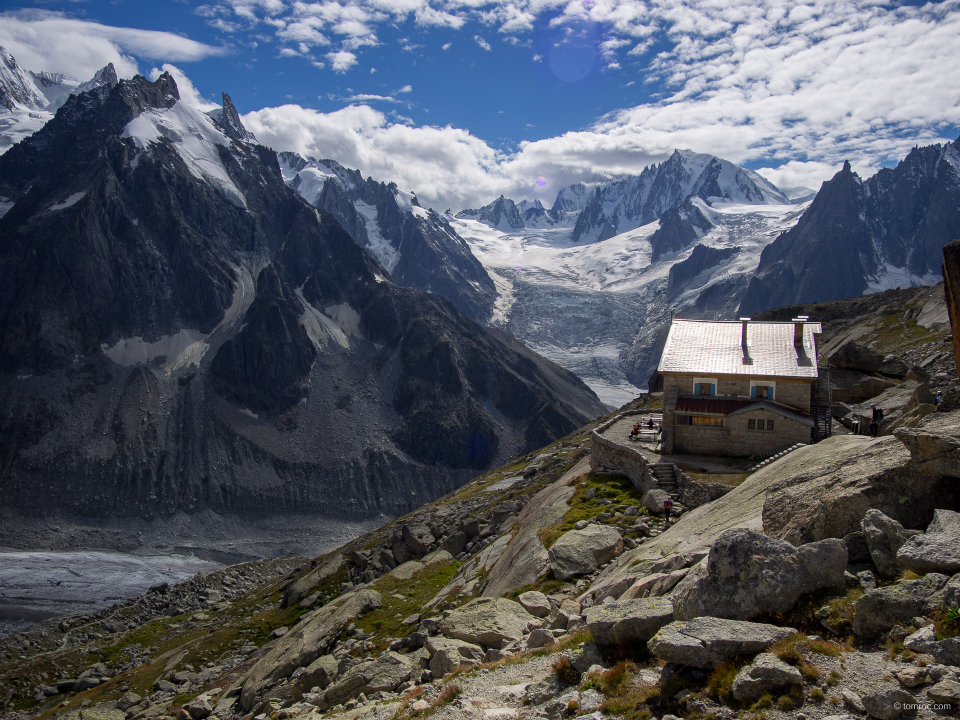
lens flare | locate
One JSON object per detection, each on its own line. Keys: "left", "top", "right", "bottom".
{"left": 536, "top": 176, "right": 546, "bottom": 187}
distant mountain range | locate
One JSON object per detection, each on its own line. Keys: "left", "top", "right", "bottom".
{"left": 0, "top": 47, "right": 117, "bottom": 154}
{"left": 0, "top": 71, "right": 604, "bottom": 524}
{"left": 453, "top": 140, "right": 959, "bottom": 402}
{"left": 457, "top": 150, "right": 789, "bottom": 242}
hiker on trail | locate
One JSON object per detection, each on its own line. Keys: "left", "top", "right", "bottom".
{"left": 936, "top": 391, "right": 943, "bottom": 410}
{"left": 663, "top": 496, "right": 673, "bottom": 527}
{"left": 647, "top": 417, "right": 654, "bottom": 430}
{"left": 869, "top": 403, "right": 883, "bottom": 437}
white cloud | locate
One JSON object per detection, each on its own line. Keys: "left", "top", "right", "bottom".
{"left": 0, "top": 9, "right": 228, "bottom": 80}
{"left": 326, "top": 49, "right": 358, "bottom": 72}
{"left": 396, "top": 84, "right": 413, "bottom": 94}
{"left": 14, "top": 1, "right": 959, "bottom": 218}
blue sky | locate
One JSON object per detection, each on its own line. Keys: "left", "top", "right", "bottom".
{"left": 2, "top": 0, "right": 959, "bottom": 211}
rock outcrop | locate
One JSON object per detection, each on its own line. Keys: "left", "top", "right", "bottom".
{"left": 584, "top": 597, "right": 675, "bottom": 651}
{"left": 437, "top": 598, "right": 533, "bottom": 649}
{"left": 671, "top": 529, "right": 846, "bottom": 621}
{"left": 852, "top": 574, "right": 950, "bottom": 640}
{"left": 548, "top": 526, "right": 623, "bottom": 581}
{"left": 240, "top": 589, "right": 382, "bottom": 709}
{"left": 648, "top": 617, "right": 795, "bottom": 668}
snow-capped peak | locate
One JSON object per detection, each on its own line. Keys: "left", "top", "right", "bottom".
{"left": 0, "top": 47, "right": 48, "bottom": 111}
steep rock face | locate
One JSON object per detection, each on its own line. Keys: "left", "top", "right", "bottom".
{"left": 208, "top": 92, "right": 257, "bottom": 143}
{"left": 740, "top": 138, "right": 960, "bottom": 316}
{"left": 278, "top": 153, "right": 496, "bottom": 323}
{"left": 0, "top": 74, "right": 605, "bottom": 522}
{"left": 0, "top": 47, "right": 47, "bottom": 110}
{"left": 650, "top": 199, "right": 715, "bottom": 263}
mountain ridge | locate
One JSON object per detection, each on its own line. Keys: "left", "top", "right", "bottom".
{"left": 0, "top": 72, "right": 605, "bottom": 525}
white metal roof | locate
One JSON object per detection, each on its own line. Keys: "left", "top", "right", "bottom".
{"left": 658, "top": 319, "right": 822, "bottom": 379}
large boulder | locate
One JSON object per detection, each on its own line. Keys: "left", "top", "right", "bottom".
{"left": 671, "top": 529, "right": 846, "bottom": 621}
{"left": 897, "top": 534, "right": 960, "bottom": 574}
{"left": 931, "top": 638, "right": 960, "bottom": 666}
{"left": 762, "top": 435, "right": 949, "bottom": 545}
{"left": 283, "top": 554, "right": 344, "bottom": 608}
{"left": 861, "top": 510, "right": 919, "bottom": 578}
{"left": 323, "top": 652, "right": 411, "bottom": 707}
{"left": 517, "top": 591, "right": 552, "bottom": 618}
{"left": 647, "top": 617, "right": 795, "bottom": 668}
{"left": 438, "top": 598, "right": 533, "bottom": 648}
{"left": 548, "top": 525, "right": 623, "bottom": 581}
{"left": 895, "top": 411, "right": 960, "bottom": 477}
{"left": 425, "top": 637, "right": 485, "bottom": 676}
{"left": 240, "top": 588, "right": 381, "bottom": 710}
{"left": 642, "top": 489, "right": 672, "bottom": 515}
{"left": 584, "top": 597, "right": 675, "bottom": 650}
{"left": 860, "top": 685, "right": 913, "bottom": 720}
{"left": 928, "top": 509, "right": 960, "bottom": 535}
{"left": 831, "top": 368, "right": 899, "bottom": 405}
{"left": 852, "top": 573, "right": 950, "bottom": 640}
{"left": 293, "top": 654, "right": 338, "bottom": 694}
{"left": 731, "top": 653, "right": 803, "bottom": 702}
{"left": 830, "top": 342, "right": 907, "bottom": 378}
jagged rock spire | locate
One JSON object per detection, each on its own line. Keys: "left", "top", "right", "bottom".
{"left": 213, "top": 91, "right": 257, "bottom": 143}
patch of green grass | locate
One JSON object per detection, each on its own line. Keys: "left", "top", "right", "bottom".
{"left": 750, "top": 694, "right": 773, "bottom": 711}
{"left": 810, "top": 688, "right": 825, "bottom": 702}
{"left": 354, "top": 560, "right": 461, "bottom": 648}
{"left": 934, "top": 604, "right": 960, "bottom": 639}
{"left": 539, "top": 472, "right": 647, "bottom": 549}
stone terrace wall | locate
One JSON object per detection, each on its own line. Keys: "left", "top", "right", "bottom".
{"left": 591, "top": 411, "right": 731, "bottom": 508}
{"left": 674, "top": 466, "right": 733, "bottom": 508}
{"left": 591, "top": 411, "right": 656, "bottom": 495}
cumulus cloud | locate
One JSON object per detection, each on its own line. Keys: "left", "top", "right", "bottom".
{"left": 13, "top": 1, "right": 959, "bottom": 216}
{"left": 327, "top": 49, "right": 358, "bottom": 72}
{"left": 0, "top": 9, "right": 228, "bottom": 80}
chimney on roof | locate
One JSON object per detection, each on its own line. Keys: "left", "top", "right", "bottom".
{"left": 740, "top": 318, "right": 752, "bottom": 364}
{"left": 792, "top": 316, "right": 809, "bottom": 347}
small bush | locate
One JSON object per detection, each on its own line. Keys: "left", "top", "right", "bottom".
{"left": 829, "top": 695, "right": 841, "bottom": 706}
{"left": 750, "top": 694, "right": 774, "bottom": 711}
{"left": 810, "top": 688, "right": 825, "bottom": 702}
{"left": 552, "top": 656, "right": 581, "bottom": 686}
{"left": 437, "top": 684, "right": 461, "bottom": 705}
{"left": 776, "top": 694, "right": 797, "bottom": 711}
{"left": 934, "top": 604, "right": 960, "bottom": 639}
{"left": 706, "top": 661, "right": 740, "bottom": 703}
{"left": 827, "top": 670, "right": 841, "bottom": 686}
{"left": 597, "top": 661, "right": 636, "bottom": 696}
{"left": 798, "top": 661, "right": 821, "bottom": 682}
